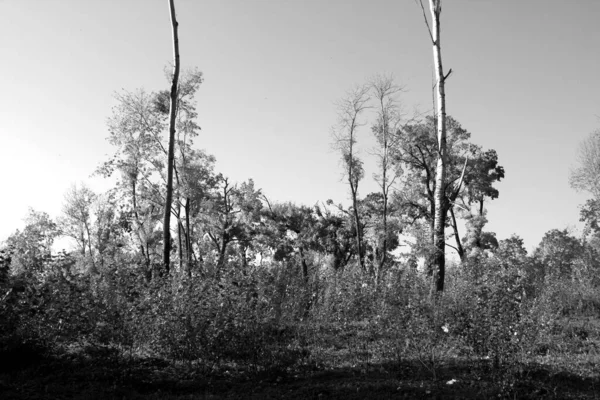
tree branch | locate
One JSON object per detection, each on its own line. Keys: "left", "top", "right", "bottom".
{"left": 451, "top": 156, "right": 469, "bottom": 200}
{"left": 417, "top": 0, "right": 435, "bottom": 44}
{"left": 445, "top": 242, "right": 459, "bottom": 252}
{"left": 261, "top": 194, "right": 273, "bottom": 213}
{"left": 443, "top": 68, "right": 453, "bottom": 82}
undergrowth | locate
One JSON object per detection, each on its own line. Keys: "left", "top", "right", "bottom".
{"left": 1, "top": 254, "right": 600, "bottom": 399}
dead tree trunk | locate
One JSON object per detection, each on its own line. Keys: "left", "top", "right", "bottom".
{"left": 162, "top": 0, "right": 181, "bottom": 274}
{"left": 420, "top": 0, "right": 449, "bottom": 293}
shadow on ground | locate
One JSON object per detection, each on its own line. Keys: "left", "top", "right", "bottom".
{"left": 0, "top": 346, "right": 598, "bottom": 399}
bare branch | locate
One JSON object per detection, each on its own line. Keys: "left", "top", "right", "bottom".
{"left": 449, "top": 199, "right": 470, "bottom": 213}
{"left": 445, "top": 242, "right": 459, "bottom": 252}
{"left": 451, "top": 155, "right": 469, "bottom": 199}
{"left": 261, "top": 194, "right": 273, "bottom": 212}
{"left": 443, "top": 68, "right": 453, "bottom": 82}
{"left": 416, "top": 0, "right": 435, "bottom": 43}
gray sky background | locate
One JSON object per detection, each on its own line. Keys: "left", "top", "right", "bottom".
{"left": 1, "top": 0, "right": 599, "bottom": 251}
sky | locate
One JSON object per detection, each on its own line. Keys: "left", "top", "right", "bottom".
{"left": 1, "top": 0, "right": 599, "bottom": 252}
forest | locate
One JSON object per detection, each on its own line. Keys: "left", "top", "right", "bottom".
{"left": 2, "top": 1, "right": 600, "bottom": 399}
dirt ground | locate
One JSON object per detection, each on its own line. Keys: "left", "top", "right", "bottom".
{"left": 1, "top": 351, "right": 599, "bottom": 399}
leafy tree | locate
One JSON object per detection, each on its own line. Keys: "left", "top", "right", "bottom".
{"left": 90, "top": 192, "right": 124, "bottom": 271}
{"left": 5, "top": 209, "right": 59, "bottom": 275}
{"left": 360, "top": 192, "right": 403, "bottom": 280}
{"left": 58, "top": 183, "right": 97, "bottom": 272}
{"left": 262, "top": 202, "right": 319, "bottom": 283}
{"left": 0, "top": 249, "right": 9, "bottom": 284}
{"left": 174, "top": 147, "right": 217, "bottom": 274}
{"left": 530, "top": 229, "right": 600, "bottom": 317}
{"left": 97, "top": 88, "right": 165, "bottom": 276}
{"left": 571, "top": 130, "right": 600, "bottom": 252}
{"left": 450, "top": 148, "right": 504, "bottom": 259}
{"left": 97, "top": 69, "right": 204, "bottom": 279}
{"left": 263, "top": 200, "right": 359, "bottom": 278}
{"left": 392, "top": 117, "right": 470, "bottom": 263}
{"left": 579, "top": 199, "right": 600, "bottom": 261}
{"left": 460, "top": 213, "right": 498, "bottom": 256}
{"left": 570, "top": 129, "right": 600, "bottom": 199}
{"left": 534, "top": 229, "right": 583, "bottom": 282}
{"left": 495, "top": 235, "right": 528, "bottom": 268}
{"left": 580, "top": 199, "right": 600, "bottom": 235}
{"left": 461, "top": 235, "right": 530, "bottom": 369}
{"left": 154, "top": 69, "right": 206, "bottom": 274}
{"left": 318, "top": 202, "right": 358, "bottom": 271}
{"left": 196, "top": 177, "right": 263, "bottom": 273}
{"left": 389, "top": 114, "right": 503, "bottom": 269}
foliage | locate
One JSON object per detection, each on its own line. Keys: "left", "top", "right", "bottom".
{"left": 570, "top": 129, "right": 600, "bottom": 199}
{"left": 5, "top": 209, "right": 59, "bottom": 275}
{"left": 534, "top": 229, "right": 583, "bottom": 282}
{"left": 391, "top": 115, "right": 504, "bottom": 264}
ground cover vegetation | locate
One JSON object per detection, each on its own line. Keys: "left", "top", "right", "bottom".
{"left": 2, "top": 1, "right": 600, "bottom": 398}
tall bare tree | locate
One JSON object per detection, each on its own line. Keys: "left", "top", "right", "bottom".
{"left": 370, "top": 75, "right": 403, "bottom": 281}
{"left": 331, "top": 85, "right": 370, "bottom": 272}
{"left": 419, "top": 0, "right": 452, "bottom": 293}
{"left": 162, "top": 0, "right": 181, "bottom": 273}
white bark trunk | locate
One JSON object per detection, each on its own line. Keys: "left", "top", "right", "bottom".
{"left": 429, "top": 0, "right": 447, "bottom": 293}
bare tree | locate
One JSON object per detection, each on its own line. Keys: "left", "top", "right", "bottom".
{"left": 331, "top": 85, "right": 371, "bottom": 272}
{"left": 162, "top": 0, "right": 181, "bottom": 274}
{"left": 419, "top": 0, "right": 452, "bottom": 293}
{"left": 370, "top": 75, "right": 404, "bottom": 281}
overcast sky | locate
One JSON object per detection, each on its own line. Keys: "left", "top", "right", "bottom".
{"left": 1, "top": 0, "right": 598, "bottom": 251}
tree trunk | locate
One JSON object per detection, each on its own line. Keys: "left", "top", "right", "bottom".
{"left": 429, "top": 0, "right": 447, "bottom": 294}
{"left": 378, "top": 106, "right": 389, "bottom": 280}
{"left": 140, "top": 244, "right": 152, "bottom": 282}
{"left": 299, "top": 247, "right": 313, "bottom": 317}
{"left": 162, "top": 0, "right": 181, "bottom": 274}
{"left": 240, "top": 244, "right": 248, "bottom": 270}
{"left": 217, "top": 239, "right": 227, "bottom": 271}
{"left": 177, "top": 218, "right": 183, "bottom": 270}
{"left": 299, "top": 247, "right": 309, "bottom": 284}
{"left": 347, "top": 119, "right": 365, "bottom": 273}
{"left": 80, "top": 232, "right": 86, "bottom": 257}
{"left": 350, "top": 184, "right": 365, "bottom": 272}
{"left": 475, "top": 198, "right": 484, "bottom": 248}
{"left": 380, "top": 189, "right": 388, "bottom": 274}
{"left": 377, "top": 141, "right": 389, "bottom": 284}
{"left": 85, "top": 222, "right": 96, "bottom": 273}
{"left": 183, "top": 198, "right": 192, "bottom": 276}
{"left": 449, "top": 206, "right": 465, "bottom": 260}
